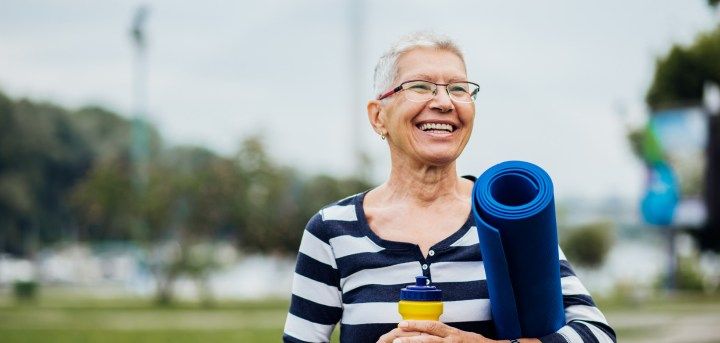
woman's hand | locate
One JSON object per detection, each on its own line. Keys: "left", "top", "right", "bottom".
{"left": 376, "top": 326, "right": 424, "bottom": 343}
{"left": 381, "top": 321, "right": 542, "bottom": 343}
{"left": 378, "top": 320, "right": 489, "bottom": 343}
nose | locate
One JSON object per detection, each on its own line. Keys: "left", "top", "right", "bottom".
{"left": 429, "top": 85, "right": 454, "bottom": 113}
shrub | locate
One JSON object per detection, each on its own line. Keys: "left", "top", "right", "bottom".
{"left": 560, "top": 222, "right": 614, "bottom": 268}
{"left": 13, "top": 280, "right": 38, "bottom": 301}
{"left": 655, "top": 255, "right": 705, "bottom": 292}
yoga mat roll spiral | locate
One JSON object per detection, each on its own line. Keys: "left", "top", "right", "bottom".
{"left": 471, "top": 161, "right": 565, "bottom": 339}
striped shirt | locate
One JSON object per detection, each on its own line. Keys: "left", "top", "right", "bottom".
{"left": 283, "top": 192, "right": 616, "bottom": 343}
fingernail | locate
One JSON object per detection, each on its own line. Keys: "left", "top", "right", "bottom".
{"left": 392, "top": 339, "right": 401, "bottom": 343}
{"left": 398, "top": 321, "right": 408, "bottom": 328}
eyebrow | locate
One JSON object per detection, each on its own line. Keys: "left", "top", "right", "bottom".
{"left": 405, "top": 73, "right": 433, "bottom": 81}
{"left": 403, "top": 73, "right": 468, "bottom": 83}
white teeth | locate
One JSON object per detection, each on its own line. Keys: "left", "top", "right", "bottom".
{"left": 419, "top": 123, "right": 453, "bottom": 132}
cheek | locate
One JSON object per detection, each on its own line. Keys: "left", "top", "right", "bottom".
{"left": 466, "top": 114, "right": 475, "bottom": 130}
{"left": 461, "top": 109, "right": 475, "bottom": 129}
{"left": 389, "top": 104, "right": 424, "bottom": 130}
{"left": 463, "top": 104, "right": 476, "bottom": 120}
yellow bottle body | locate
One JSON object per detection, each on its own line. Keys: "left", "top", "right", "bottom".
{"left": 398, "top": 300, "right": 443, "bottom": 321}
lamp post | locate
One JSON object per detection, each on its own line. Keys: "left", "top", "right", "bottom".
{"left": 703, "top": 82, "right": 720, "bottom": 251}
{"left": 130, "top": 5, "right": 150, "bottom": 187}
{"left": 348, "top": 0, "right": 366, "bottom": 179}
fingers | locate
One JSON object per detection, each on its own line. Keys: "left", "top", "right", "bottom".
{"left": 391, "top": 334, "right": 444, "bottom": 343}
{"left": 398, "top": 320, "right": 455, "bottom": 337}
{"left": 376, "top": 328, "right": 424, "bottom": 343}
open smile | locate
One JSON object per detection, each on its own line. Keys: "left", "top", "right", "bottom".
{"left": 415, "top": 122, "right": 457, "bottom": 136}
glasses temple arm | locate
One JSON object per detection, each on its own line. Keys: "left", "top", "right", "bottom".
{"left": 377, "top": 85, "right": 404, "bottom": 100}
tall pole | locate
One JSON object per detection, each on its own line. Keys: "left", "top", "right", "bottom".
{"left": 130, "top": 6, "right": 150, "bottom": 187}
{"left": 129, "top": 6, "right": 151, "bottom": 241}
{"left": 666, "top": 226, "right": 677, "bottom": 291}
{"left": 703, "top": 82, "right": 720, "bottom": 251}
{"left": 348, "top": 0, "right": 366, "bottom": 179}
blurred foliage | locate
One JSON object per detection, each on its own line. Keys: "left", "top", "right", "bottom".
{"left": 645, "top": 25, "right": 720, "bottom": 111}
{"left": 0, "top": 89, "right": 371, "bottom": 301}
{"left": 0, "top": 93, "right": 92, "bottom": 255}
{"left": 675, "top": 256, "right": 707, "bottom": 291}
{"left": 0, "top": 91, "right": 162, "bottom": 255}
{"left": 12, "top": 280, "right": 38, "bottom": 302}
{"left": 655, "top": 255, "right": 707, "bottom": 292}
{"left": 632, "top": 8, "right": 720, "bottom": 251}
{"left": 626, "top": 129, "right": 645, "bottom": 161}
{"left": 560, "top": 221, "right": 614, "bottom": 269}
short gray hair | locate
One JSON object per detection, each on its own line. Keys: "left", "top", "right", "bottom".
{"left": 372, "top": 31, "right": 465, "bottom": 99}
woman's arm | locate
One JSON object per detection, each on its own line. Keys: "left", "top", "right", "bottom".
{"left": 283, "top": 214, "right": 343, "bottom": 343}
{"left": 384, "top": 247, "right": 616, "bottom": 343}
{"left": 537, "top": 247, "right": 616, "bottom": 343}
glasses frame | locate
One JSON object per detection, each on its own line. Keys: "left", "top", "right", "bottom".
{"left": 377, "top": 80, "right": 480, "bottom": 103}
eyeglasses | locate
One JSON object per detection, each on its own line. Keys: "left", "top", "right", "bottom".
{"left": 377, "top": 80, "right": 480, "bottom": 103}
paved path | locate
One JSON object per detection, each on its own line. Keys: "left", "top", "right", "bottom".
{"left": 606, "top": 304, "right": 720, "bottom": 343}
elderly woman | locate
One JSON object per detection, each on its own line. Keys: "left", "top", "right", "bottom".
{"left": 283, "top": 32, "right": 615, "bottom": 343}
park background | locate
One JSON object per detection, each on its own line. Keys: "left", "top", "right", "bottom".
{"left": 1, "top": 0, "right": 720, "bottom": 342}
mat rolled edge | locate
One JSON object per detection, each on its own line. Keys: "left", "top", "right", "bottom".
{"left": 472, "top": 161, "right": 565, "bottom": 339}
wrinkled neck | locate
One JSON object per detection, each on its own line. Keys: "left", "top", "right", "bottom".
{"left": 382, "top": 156, "right": 463, "bottom": 206}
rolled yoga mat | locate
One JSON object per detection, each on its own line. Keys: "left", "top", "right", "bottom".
{"left": 471, "top": 161, "right": 565, "bottom": 339}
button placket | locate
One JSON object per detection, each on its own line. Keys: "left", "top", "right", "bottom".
{"left": 422, "top": 248, "right": 437, "bottom": 279}
{"left": 414, "top": 245, "right": 433, "bottom": 279}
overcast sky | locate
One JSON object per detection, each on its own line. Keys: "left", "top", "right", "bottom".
{"left": 1, "top": 0, "right": 717, "bottom": 201}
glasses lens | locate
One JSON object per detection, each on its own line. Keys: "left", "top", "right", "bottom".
{"left": 447, "top": 82, "right": 479, "bottom": 103}
{"left": 402, "top": 81, "right": 435, "bottom": 102}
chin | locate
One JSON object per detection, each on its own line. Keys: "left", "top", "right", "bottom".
{"left": 420, "top": 151, "right": 461, "bottom": 167}
{"left": 410, "top": 134, "right": 469, "bottom": 164}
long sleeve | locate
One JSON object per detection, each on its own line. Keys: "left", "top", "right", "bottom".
{"left": 283, "top": 213, "right": 343, "bottom": 343}
{"left": 539, "top": 247, "right": 616, "bottom": 343}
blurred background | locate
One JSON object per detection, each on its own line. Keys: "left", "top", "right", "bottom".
{"left": 1, "top": 0, "right": 720, "bottom": 342}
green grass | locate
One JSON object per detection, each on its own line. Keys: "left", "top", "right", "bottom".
{"left": 0, "top": 329, "right": 281, "bottom": 343}
{"left": 0, "top": 289, "right": 341, "bottom": 343}
{"left": 0, "top": 291, "right": 287, "bottom": 342}
{"left": 0, "top": 290, "right": 718, "bottom": 342}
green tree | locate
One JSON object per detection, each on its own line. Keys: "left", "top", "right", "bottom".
{"left": 560, "top": 222, "right": 614, "bottom": 269}
{"left": 70, "top": 155, "right": 139, "bottom": 240}
{"left": 67, "top": 106, "right": 161, "bottom": 242}
{"left": 231, "top": 136, "right": 372, "bottom": 254}
{"left": 144, "top": 146, "right": 241, "bottom": 304}
{"left": 0, "top": 92, "right": 93, "bottom": 255}
{"left": 232, "top": 136, "right": 299, "bottom": 253}
{"left": 646, "top": 26, "right": 720, "bottom": 111}
{"left": 72, "top": 144, "right": 240, "bottom": 303}
{"left": 0, "top": 88, "right": 372, "bottom": 303}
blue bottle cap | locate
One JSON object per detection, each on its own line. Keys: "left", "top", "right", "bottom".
{"left": 400, "top": 276, "right": 442, "bottom": 301}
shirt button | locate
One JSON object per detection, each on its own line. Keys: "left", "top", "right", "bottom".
{"left": 428, "top": 250, "right": 435, "bottom": 257}
{"left": 422, "top": 264, "right": 428, "bottom": 270}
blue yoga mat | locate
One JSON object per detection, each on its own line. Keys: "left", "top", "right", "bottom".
{"left": 471, "top": 161, "right": 565, "bottom": 339}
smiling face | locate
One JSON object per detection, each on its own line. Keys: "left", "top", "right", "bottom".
{"left": 368, "top": 47, "right": 475, "bottom": 167}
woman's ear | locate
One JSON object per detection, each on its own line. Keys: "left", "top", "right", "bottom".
{"left": 367, "top": 100, "right": 386, "bottom": 136}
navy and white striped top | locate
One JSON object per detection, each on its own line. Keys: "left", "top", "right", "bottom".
{"left": 283, "top": 192, "right": 616, "bottom": 343}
